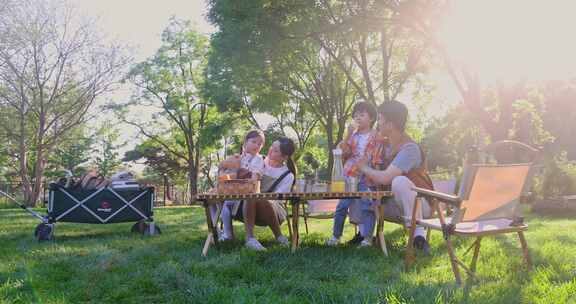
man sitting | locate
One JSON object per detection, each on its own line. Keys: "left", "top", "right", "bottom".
{"left": 358, "top": 100, "right": 434, "bottom": 254}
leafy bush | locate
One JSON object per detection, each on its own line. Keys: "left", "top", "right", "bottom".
{"left": 535, "top": 151, "right": 576, "bottom": 198}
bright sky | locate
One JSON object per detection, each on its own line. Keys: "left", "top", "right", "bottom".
{"left": 438, "top": 0, "right": 576, "bottom": 82}
{"left": 72, "top": 0, "right": 215, "bottom": 62}
{"left": 71, "top": 0, "right": 216, "bottom": 168}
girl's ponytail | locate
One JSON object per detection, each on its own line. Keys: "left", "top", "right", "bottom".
{"left": 278, "top": 137, "right": 297, "bottom": 189}
{"left": 286, "top": 157, "right": 297, "bottom": 188}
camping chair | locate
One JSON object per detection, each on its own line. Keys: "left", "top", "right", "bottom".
{"left": 409, "top": 140, "right": 539, "bottom": 285}
{"left": 299, "top": 180, "right": 455, "bottom": 241}
{"left": 424, "top": 178, "right": 457, "bottom": 241}
{"left": 302, "top": 199, "right": 358, "bottom": 235}
{"left": 298, "top": 181, "right": 358, "bottom": 235}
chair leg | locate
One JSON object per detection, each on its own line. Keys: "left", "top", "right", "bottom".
{"left": 426, "top": 204, "right": 436, "bottom": 242}
{"left": 469, "top": 237, "right": 482, "bottom": 275}
{"left": 445, "top": 235, "right": 463, "bottom": 286}
{"left": 404, "top": 197, "right": 421, "bottom": 269}
{"left": 404, "top": 222, "right": 417, "bottom": 268}
{"left": 285, "top": 207, "right": 293, "bottom": 242}
{"left": 517, "top": 231, "right": 532, "bottom": 270}
{"left": 302, "top": 203, "right": 309, "bottom": 235}
{"left": 291, "top": 200, "right": 300, "bottom": 252}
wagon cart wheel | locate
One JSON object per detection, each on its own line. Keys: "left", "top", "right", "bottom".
{"left": 131, "top": 221, "right": 147, "bottom": 234}
{"left": 143, "top": 223, "right": 162, "bottom": 236}
{"left": 34, "top": 223, "right": 54, "bottom": 241}
{"left": 131, "top": 221, "right": 162, "bottom": 236}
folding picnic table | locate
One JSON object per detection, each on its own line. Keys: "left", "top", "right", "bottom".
{"left": 195, "top": 191, "right": 393, "bottom": 256}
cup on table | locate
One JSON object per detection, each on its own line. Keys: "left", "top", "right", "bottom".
{"left": 295, "top": 179, "right": 307, "bottom": 192}
{"left": 347, "top": 176, "right": 358, "bottom": 192}
{"left": 311, "top": 182, "right": 328, "bottom": 193}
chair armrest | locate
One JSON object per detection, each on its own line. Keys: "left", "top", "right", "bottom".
{"left": 412, "top": 186, "right": 461, "bottom": 207}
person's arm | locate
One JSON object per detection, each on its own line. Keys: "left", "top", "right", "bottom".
{"left": 340, "top": 145, "right": 353, "bottom": 163}
{"left": 358, "top": 161, "right": 403, "bottom": 186}
{"left": 358, "top": 143, "right": 422, "bottom": 186}
{"left": 340, "top": 123, "right": 357, "bottom": 159}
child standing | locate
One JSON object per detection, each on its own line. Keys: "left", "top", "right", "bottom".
{"left": 217, "top": 130, "right": 266, "bottom": 241}
{"left": 326, "top": 101, "right": 378, "bottom": 247}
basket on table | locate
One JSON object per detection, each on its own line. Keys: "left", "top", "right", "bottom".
{"left": 217, "top": 177, "right": 260, "bottom": 194}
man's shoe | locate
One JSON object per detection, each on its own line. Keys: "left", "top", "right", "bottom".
{"left": 326, "top": 236, "right": 340, "bottom": 246}
{"left": 346, "top": 232, "right": 364, "bottom": 246}
{"left": 245, "top": 238, "right": 267, "bottom": 251}
{"left": 413, "top": 235, "right": 430, "bottom": 255}
{"left": 357, "top": 239, "right": 372, "bottom": 248}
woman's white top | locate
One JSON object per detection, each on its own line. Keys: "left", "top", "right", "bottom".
{"left": 261, "top": 158, "right": 294, "bottom": 221}
{"left": 261, "top": 158, "right": 294, "bottom": 193}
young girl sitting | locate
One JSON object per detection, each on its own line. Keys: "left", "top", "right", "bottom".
{"left": 217, "top": 130, "right": 266, "bottom": 241}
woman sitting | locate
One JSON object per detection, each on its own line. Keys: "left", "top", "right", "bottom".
{"left": 220, "top": 137, "right": 297, "bottom": 251}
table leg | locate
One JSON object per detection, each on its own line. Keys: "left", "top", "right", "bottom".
{"left": 377, "top": 200, "right": 388, "bottom": 256}
{"left": 291, "top": 199, "right": 300, "bottom": 252}
{"left": 202, "top": 233, "right": 213, "bottom": 257}
{"left": 202, "top": 200, "right": 219, "bottom": 256}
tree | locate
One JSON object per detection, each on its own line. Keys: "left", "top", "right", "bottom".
{"left": 92, "top": 120, "right": 122, "bottom": 177}
{"left": 118, "top": 18, "right": 232, "bottom": 199}
{"left": 207, "top": 0, "right": 437, "bottom": 177}
{"left": 123, "top": 135, "right": 188, "bottom": 182}
{"left": 0, "top": 0, "right": 129, "bottom": 205}
{"left": 45, "top": 123, "right": 93, "bottom": 178}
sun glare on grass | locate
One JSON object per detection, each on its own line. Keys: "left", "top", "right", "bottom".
{"left": 437, "top": 0, "right": 576, "bottom": 83}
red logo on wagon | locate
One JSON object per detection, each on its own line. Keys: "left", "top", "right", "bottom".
{"left": 101, "top": 201, "right": 111, "bottom": 209}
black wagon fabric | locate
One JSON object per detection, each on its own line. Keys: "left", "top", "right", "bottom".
{"left": 48, "top": 185, "right": 154, "bottom": 224}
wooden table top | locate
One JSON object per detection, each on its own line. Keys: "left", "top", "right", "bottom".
{"left": 195, "top": 191, "right": 393, "bottom": 201}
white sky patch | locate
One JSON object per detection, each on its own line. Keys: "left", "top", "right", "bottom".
{"left": 437, "top": 0, "right": 576, "bottom": 82}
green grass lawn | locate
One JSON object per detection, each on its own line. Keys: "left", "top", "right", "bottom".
{"left": 1, "top": 206, "right": 575, "bottom": 303}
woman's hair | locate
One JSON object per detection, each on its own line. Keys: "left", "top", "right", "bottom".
{"left": 277, "top": 137, "right": 297, "bottom": 184}
{"left": 241, "top": 129, "right": 265, "bottom": 153}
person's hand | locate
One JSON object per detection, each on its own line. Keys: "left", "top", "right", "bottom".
{"left": 356, "top": 157, "right": 369, "bottom": 172}
{"left": 338, "top": 141, "right": 351, "bottom": 156}
{"left": 346, "top": 121, "right": 358, "bottom": 138}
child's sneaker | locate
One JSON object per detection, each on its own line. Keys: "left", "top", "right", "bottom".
{"left": 357, "top": 239, "right": 372, "bottom": 248}
{"left": 276, "top": 235, "right": 289, "bottom": 247}
{"left": 245, "top": 238, "right": 267, "bottom": 251}
{"left": 326, "top": 236, "right": 340, "bottom": 246}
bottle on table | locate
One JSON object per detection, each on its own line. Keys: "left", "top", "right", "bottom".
{"left": 331, "top": 148, "right": 345, "bottom": 192}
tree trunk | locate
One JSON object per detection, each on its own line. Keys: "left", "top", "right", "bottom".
{"left": 326, "top": 121, "right": 335, "bottom": 180}
{"left": 188, "top": 164, "right": 197, "bottom": 204}
{"left": 18, "top": 105, "right": 33, "bottom": 206}
{"left": 30, "top": 150, "right": 46, "bottom": 206}
{"left": 381, "top": 29, "right": 390, "bottom": 103}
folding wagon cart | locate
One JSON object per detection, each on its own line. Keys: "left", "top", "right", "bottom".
{"left": 1, "top": 184, "right": 161, "bottom": 241}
